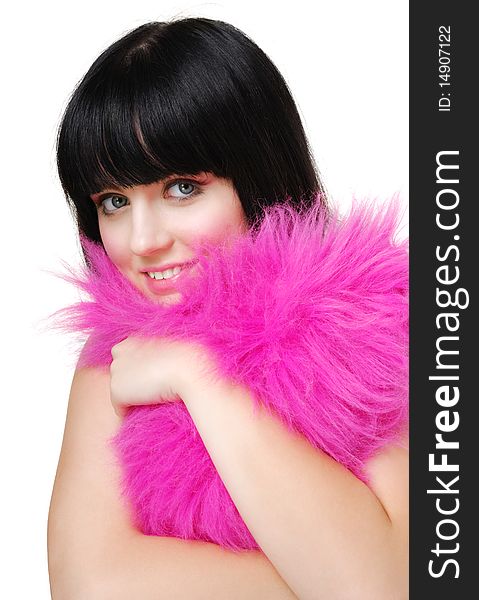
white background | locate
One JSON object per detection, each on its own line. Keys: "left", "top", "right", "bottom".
{"left": 0, "top": 1, "right": 407, "bottom": 597}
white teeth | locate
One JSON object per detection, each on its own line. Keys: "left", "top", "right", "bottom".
{"left": 147, "top": 266, "right": 182, "bottom": 280}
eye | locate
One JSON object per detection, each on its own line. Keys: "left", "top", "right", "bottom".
{"left": 166, "top": 180, "right": 199, "bottom": 199}
{"left": 99, "top": 194, "right": 129, "bottom": 214}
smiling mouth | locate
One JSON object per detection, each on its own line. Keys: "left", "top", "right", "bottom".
{"left": 146, "top": 266, "right": 183, "bottom": 280}
{"left": 141, "top": 261, "right": 198, "bottom": 295}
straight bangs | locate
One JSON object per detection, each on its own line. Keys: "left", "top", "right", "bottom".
{"left": 57, "top": 52, "right": 233, "bottom": 199}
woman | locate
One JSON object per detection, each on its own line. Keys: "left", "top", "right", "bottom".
{"left": 48, "top": 17, "right": 408, "bottom": 599}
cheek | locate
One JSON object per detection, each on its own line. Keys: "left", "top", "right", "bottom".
{"left": 190, "top": 200, "right": 247, "bottom": 246}
{"left": 99, "top": 222, "right": 130, "bottom": 270}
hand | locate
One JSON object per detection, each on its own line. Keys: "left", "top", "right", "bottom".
{"left": 109, "top": 336, "right": 210, "bottom": 418}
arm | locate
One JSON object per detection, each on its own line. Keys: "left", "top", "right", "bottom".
{"left": 47, "top": 366, "right": 297, "bottom": 599}
{"left": 179, "top": 370, "right": 409, "bottom": 600}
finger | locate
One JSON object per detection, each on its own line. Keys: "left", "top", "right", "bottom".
{"left": 109, "top": 382, "right": 128, "bottom": 418}
{"left": 111, "top": 336, "right": 130, "bottom": 358}
{"left": 113, "top": 402, "right": 128, "bottom": 419}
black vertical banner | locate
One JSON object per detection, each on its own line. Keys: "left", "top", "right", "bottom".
{"left": 410, "top": 3, "right": 476, "bottom": 598}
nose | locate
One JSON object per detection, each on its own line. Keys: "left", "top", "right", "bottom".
{"left": 129, "top": 202, "right": 174, "bottom": 256}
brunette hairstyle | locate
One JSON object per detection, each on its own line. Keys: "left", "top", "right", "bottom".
{"left": 56, "top": 17, "right": 327, "bottom": 245}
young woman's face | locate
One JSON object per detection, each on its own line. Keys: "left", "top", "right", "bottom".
{"left": 90, "top": 172, "right": 248, "bottom": 304}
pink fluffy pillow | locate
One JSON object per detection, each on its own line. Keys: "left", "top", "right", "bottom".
{"left": 57, "top": 197, "right": 408, "bottom": 550}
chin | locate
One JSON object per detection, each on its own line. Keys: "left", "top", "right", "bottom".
{"left": 152, "top": 291, "right": 183, "bottom": 306}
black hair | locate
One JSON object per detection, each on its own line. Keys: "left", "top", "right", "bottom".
{"left": 57, "top": 17, "right": 327, "bottom": 244}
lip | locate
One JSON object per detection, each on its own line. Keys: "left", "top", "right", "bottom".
{"left": 141, "top": 260, "right": 198, "bottom": 296}
{"left": 140, "top": 260, "right": 197, "bottom": 274}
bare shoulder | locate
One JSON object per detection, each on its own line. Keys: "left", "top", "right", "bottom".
{"left": 51, "top": 358, "right": 130, "bottom": 514}
{"left": 362, "top": 433, "right": 409, "bottom": 526}
{"left": 48, "top": 355, "right": 138, "bottom": 594}
{"left": 64, "top": 363, "right": 116, "bottom": 436}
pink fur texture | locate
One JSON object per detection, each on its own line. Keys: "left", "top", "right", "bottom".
{"left": 55, "top": 197, "right": 408, "bottom": 551}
